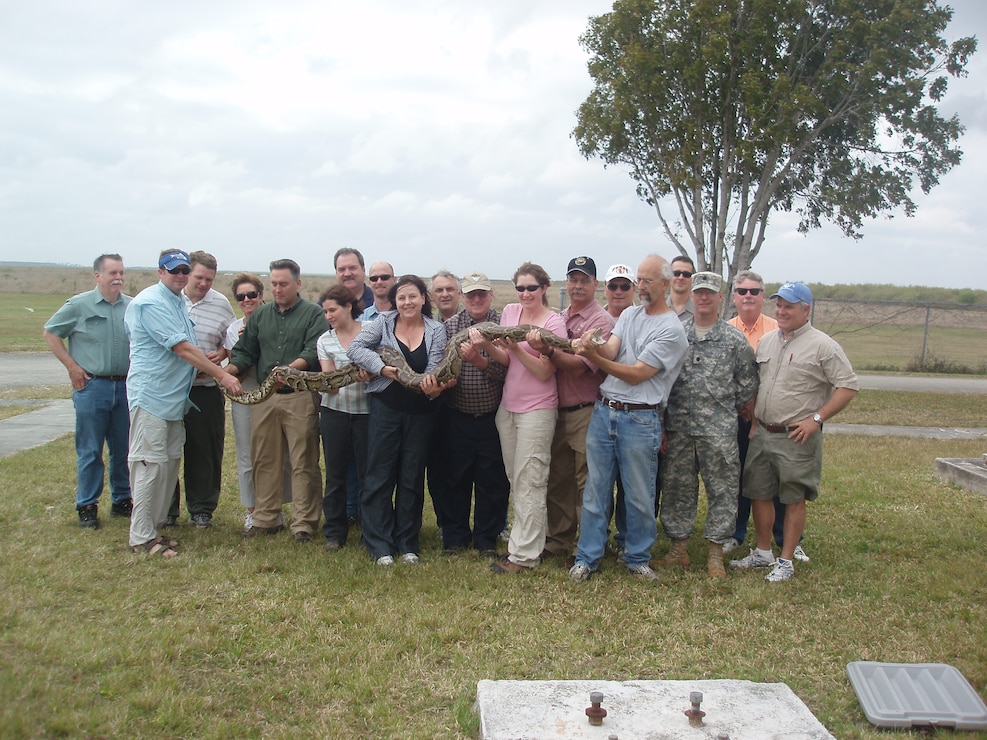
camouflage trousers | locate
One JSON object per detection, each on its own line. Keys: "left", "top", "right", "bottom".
{"left": 658, "top": 432, "right": 740, "bottom": 542}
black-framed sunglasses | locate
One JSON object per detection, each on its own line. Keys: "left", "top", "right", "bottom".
{"left": 167, "top": 266, "right": 191, "bottom": 275}
{"left": 735, "top": 288, "right": 762, "bottom": 296}
{"left": 515, "top": 284, "right": 542, "bottom": 292}
{"left": 235, "top": 291, "right": 260, "bottom": 301}
{"left": 607, "top": 282, "right": 633, "bottom": 292}
{"left": 672, "top": 270, "right": 693, "bottom": 278}
{"left": 369, "top": 274, "right": 392, "bottom": 283}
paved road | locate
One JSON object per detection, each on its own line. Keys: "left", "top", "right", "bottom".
{"left": 0, "top": 353, "right": 984, "bottom": 458}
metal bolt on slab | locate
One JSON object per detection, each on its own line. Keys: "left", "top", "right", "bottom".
{"left": 585, "top": 691, "right": 607, "bottom": 726}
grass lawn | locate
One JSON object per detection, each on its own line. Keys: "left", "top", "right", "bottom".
{"left": 0, "top": 424, "right": 985, "bottom": 738}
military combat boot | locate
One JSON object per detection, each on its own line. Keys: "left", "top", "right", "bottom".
{"left": 658, "top": 538, "right": 690, "bottom": 567}
{"left": 707, "top": 542, "right": 726, "bottom": 579}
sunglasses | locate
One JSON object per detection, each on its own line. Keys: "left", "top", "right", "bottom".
{"left": 369, "top": 274, "right": 392, "bottom": 282}
{"left": 607, "top": 282, "right": 633, "bottom": 292}
{"left": 167, "top": 266, "right": 191, "bottom": 275}
{"left": 672, "top": 270, "right": 693, "bottom": 278}
{"left": 515, "top": 284, "right": 542, "bottom": 292}
{"left": 735, "top": 288, "right": 763, "bottom": 296}
{"left": 235, "top": 291, "right": 260, "bottom": 301}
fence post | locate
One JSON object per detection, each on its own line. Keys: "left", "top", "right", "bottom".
{"left": 920, "top": 305, "right": 931, "bottom": 369}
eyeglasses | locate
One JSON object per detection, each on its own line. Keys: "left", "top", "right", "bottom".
{"left": 607, "top": 282, "right": 633, "bottom": 292}
{"left": 636, "top": 277, "right": 656, "bottom": 287}
{"left": 515, "top": 284, "right": 542, "bottom": 292}
{"left": 369, "top": 274, "right": 392, "bottom": 283}
{"left": 235, "top": 291, "right": 260, "bottom": 301}
{"left": 672, "top": 270, "right": 693, "bottom": 279}
{"left": 167, "top": 266, "right": 191, "bottom": 275}
{"left": 734, "top": 288, "right": 763, "bottom": 296}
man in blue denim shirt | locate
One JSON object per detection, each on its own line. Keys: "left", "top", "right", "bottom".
{"left": 44, "top": 254, "right": 133, "bottom": 529}
{"left": 124, "top": 250, "right": 242, "bottom": 557}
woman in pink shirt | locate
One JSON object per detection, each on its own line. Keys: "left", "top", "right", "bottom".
{"left": 472, "top": 262, "right": 565, "bottom": 573}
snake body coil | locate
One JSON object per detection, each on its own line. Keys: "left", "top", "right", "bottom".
{"left": 226, "top": 322, "right": 589, "bottom": 405}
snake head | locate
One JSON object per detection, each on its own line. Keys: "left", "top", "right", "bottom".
{"left": 587, "top": 328, "right": 606, "bottom": 346}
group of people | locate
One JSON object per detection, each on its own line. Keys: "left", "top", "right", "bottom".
{"left": 45, "top": 248, "right": 857, "bottom": 581}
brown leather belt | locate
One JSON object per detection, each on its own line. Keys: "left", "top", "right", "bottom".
{"left": 759, "top": 420, "right": 797, "bottom": 433}
{"left": 560, "top": 401, "right": 594, "bottom": 413}
{"left": 598, "top": 394, "right": 658, "bottom": 412}
{"left": 92, "top": 375, "right": 127, "bottom": 381}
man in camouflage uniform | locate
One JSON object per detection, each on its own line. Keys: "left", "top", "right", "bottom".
{"left": 658, "top": 271, "right": 758, "bottom": 577}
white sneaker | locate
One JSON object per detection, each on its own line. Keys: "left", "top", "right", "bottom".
{"left": 626, "top": 563, "right": 660, "bottom": 582}
{"left": 375, "top": 555, "right": 395, "bottom": 567}
{"left": 729, "top": 548, "right": 776, "bottom": 569}
{"left": 498, "top": 527, "right": 510, "bottom": 542}
{"left": 765, "top": 558, "right": 795, "bottom": 582}
{"left": 722, "top": 537, "right": 742, "bottom": 554}
{"left": 401, "top": 553, "right": 420, "bottom": 564}
{"left": 793, "top": 544, "right": 810, "bottom": 563}
{"left": 568, "top": 563, "right": 592, "bottom": 582}
{"left": 243, "top": 512, "right": 254, "bottom": 532}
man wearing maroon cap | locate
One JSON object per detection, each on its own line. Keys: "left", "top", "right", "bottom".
{"left": 528, "top": 256, "right": 614, "bottom": 564}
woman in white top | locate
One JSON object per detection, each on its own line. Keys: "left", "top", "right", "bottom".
{"left": 316, "top": 284, "right": 370, "bottom": 552}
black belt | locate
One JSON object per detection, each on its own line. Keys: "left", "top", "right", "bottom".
{"left": 559, "top": 401, "right": 594, "bottom": 413}
{"left": 598, "top": 394, "right": 658, "bottom": 412}
{"left": 275, "top": 387, "right": 297, "bottom": 395}
{"left": 450, "top": 406, "right": 497, "bottom": 419}
{"left": 92, "top": 374, "right": 126, "bottom": 381}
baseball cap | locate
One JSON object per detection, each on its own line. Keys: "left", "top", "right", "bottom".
{"left": 691, "top": 271, "right": 723, "bottom": 292}
{"left": 566, "top": 256, "right": 597, "bottom": 277}
{"left": 460, "top": 272, "right": 491, "bottom": 293}
{"left": 604, "top": 264, "right": 634, "bottom": 283}
{"left": 770, "top": 281, "right": 813, "bottom": 304}
{"left": 159, "top": 250, "right": 192, "bottom": 271}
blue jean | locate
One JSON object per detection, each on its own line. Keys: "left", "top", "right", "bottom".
{"left": 576, "top": 402, "right": 661, "bottom": 570}
{"left": 360, "top": 395, "right": 434, "bottom": 558}
{"left": 72, "top": 377, "right": 131, "bottom": 509}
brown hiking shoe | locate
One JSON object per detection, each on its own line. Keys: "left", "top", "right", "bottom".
{"left": 658, "top": 538, "right": 690, "bottom": 567}
{"left": 707, "top": 542, "right": 726, "bottom": 579}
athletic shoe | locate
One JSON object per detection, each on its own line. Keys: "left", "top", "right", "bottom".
{"left": 626, "top": 563, "right": 660, "bottom": 582}
{"left": 729, "top": 548, "right": 776, "bottom": 569}
{"left": 323, "top": 540, "right": 343, "bottom": 553}
{"left": 191, "top": 513, "right": 212, "bottom": 529}
{"left": 793, "top": 544, "right": 810, "bottom": 563}
{"left": 498, "top": 528, "right": 510, "bottom": 542}
{"left": 721, "top": 537, "right": 742, "bottom": 554}
{"left": 244, "top": 512, "right": 254, "bottom": 532}
{"left": 375, "top": 555, "right": 395, "bottom": 566}
{"left": 401, "top": 553, "right": 420, "bottom": 564}
{"left": 765, "top": 558, "right": 795, "bottom": 582}
{"left": 568, "top": 563, "right": 592, "bottom": 582}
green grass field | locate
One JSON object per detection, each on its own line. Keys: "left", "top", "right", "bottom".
{"left": 0, "top": 426, "right": 985, "bottom": 738}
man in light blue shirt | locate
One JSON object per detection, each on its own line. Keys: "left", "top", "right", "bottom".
{"left": 124, "top": 249, "right": 243, "bottom": 557}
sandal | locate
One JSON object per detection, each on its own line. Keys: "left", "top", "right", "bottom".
{"left": 132, "top": 540, "right": 179, "bottom": 558}
{"left": 153, "top": 535, "right": 179, "bottom": 549}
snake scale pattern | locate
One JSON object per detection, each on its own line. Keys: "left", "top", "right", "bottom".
{"left": 226, "top": 322, "right": 591, "bottom": 405}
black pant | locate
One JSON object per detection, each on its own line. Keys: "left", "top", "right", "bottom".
{"left": 171, "top": 385, "right": 225, "bottom": 518}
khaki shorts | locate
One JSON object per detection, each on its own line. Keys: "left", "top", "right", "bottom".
{"left": 742, "top": 424, "right": 823, "bottom": 504}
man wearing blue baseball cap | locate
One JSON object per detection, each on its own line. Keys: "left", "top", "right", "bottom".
{"left": 123, "top": 249, "right": 244, "bottom": 557}
{"left": 730, "top": 281, "right": 858, "bottom": 582}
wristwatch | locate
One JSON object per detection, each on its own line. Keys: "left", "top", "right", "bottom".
{"left": 812, "top": 412, "right": 823, "bottom": 425}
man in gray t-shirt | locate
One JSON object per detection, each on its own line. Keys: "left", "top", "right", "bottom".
{"left": 567, "top": 254, "right": 689, "bottom": 583}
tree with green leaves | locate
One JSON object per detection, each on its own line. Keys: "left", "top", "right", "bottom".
{"left": 573, "top": 0, "right": 977, "bottom": 296}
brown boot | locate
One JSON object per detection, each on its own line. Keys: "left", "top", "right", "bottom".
{"left": 658, "top": 538, "right": 690, "bottom": 567}
{"left": 707, "top": 542, "right": 726, "bottom": 579}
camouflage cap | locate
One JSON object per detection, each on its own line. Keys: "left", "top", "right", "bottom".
{"left": 691, "top": 271, "right": 723, "bottom": 293}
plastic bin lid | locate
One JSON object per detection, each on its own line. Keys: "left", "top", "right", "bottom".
{"left": 847, "top": 661, "right": 987, "bottom": 730}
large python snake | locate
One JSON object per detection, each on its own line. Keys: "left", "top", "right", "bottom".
{"left": 226, "top": 322, "right": 596, "bottom": 405}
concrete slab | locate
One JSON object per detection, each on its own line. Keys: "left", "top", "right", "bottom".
{"left": 0, "top": 400, "right": 75, "bottom": 458}
{"left": 475, "top": 679, "right": 835, "bottom": 739}
{"left": 935, "top": 457, "right": 987, "bottom": 497}
{"left": 827, "top": 424, "right": 987, "bottom": 440}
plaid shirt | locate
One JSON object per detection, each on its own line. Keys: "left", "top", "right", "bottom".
{"left": 444, "top": 308, "right": 506, "bottom": 416}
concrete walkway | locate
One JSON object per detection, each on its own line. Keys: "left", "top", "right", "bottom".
{"left": 0, "top": 352, "right": 985, "bottom": 459}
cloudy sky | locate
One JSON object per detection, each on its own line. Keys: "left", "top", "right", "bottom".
{"left": 1, "top": 1, "right": 984, "bottom": 289}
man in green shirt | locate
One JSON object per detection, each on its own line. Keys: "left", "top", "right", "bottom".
{"left": 227, "top": 259, "right": 329, "bottom": 542}
{"left": 44, "top": 254, "right": 133, "bottom": 529}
